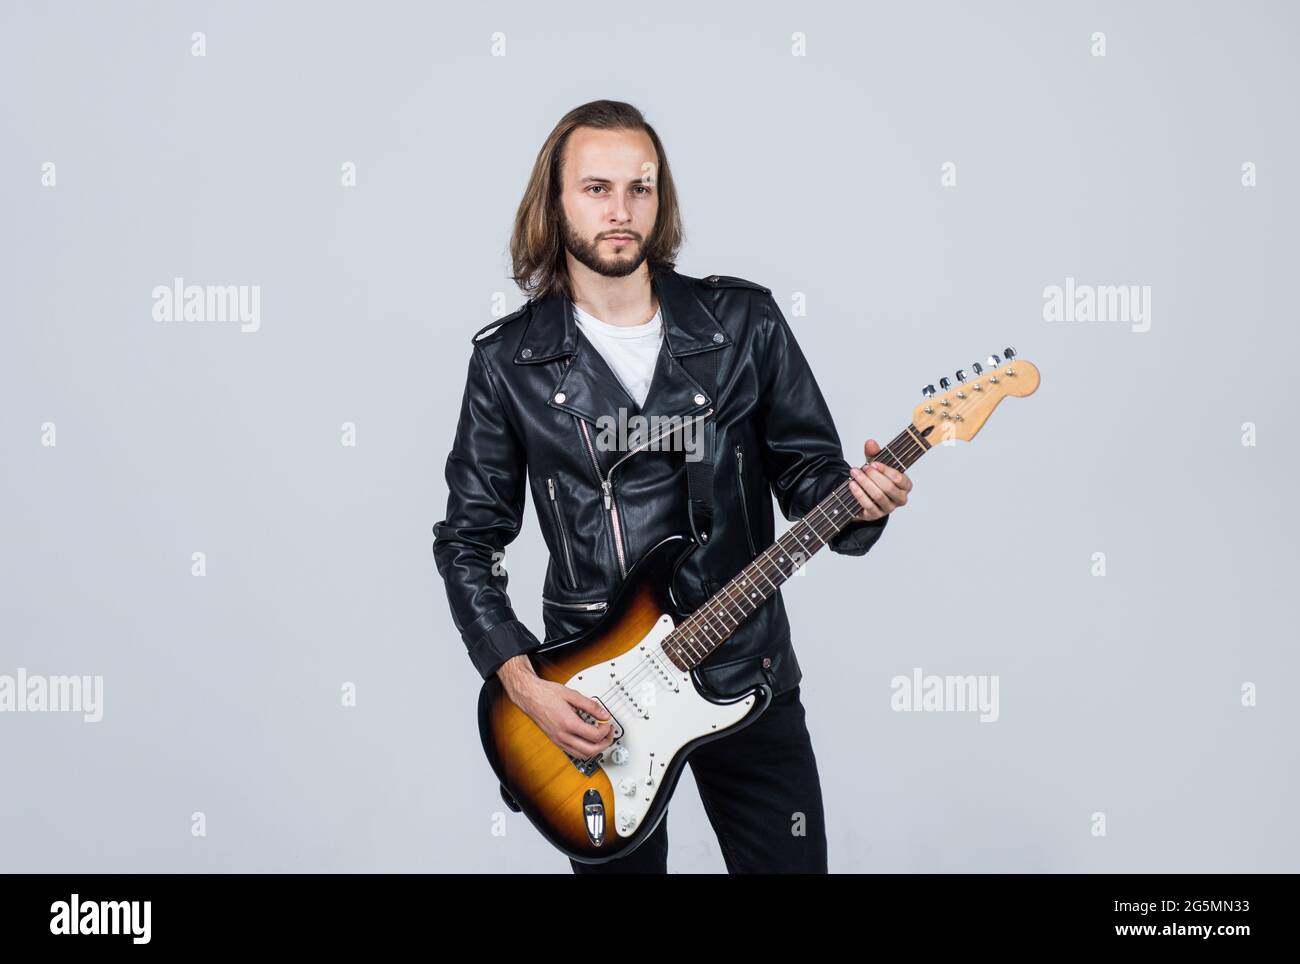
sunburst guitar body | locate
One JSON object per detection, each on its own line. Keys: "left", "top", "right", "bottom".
{"left": 479, "top": 534, "right": 761, "bottom": 863}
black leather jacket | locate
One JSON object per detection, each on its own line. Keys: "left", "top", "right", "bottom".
{"left": 432, "top": 267, "right": 888, "bottom": 698}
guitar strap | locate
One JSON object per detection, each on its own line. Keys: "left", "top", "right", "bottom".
{"left": 678, "top": 348, "right": 718, "bottom": 546}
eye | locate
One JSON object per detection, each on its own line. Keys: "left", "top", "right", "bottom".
{"left": 587, "top": 184, "right": 653, "bottom": 196}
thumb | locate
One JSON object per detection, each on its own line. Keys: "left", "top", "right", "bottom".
{"left": 863, "top": 438, "right": 881, "bottom": 459}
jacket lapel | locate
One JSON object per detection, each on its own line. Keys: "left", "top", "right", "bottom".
{"left": 512, "top": 268, "right": 731, "bottom": 431}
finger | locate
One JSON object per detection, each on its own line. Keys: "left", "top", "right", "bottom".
{"left": 869, "top": 468, "right": 907, "bottom": 507}
{"left": 871, "top": 464, "right": 910, "bottom": 502}
{"left": 853, "top": 466, "right": 894, "bottom": 504}
{"left": 870, "top": 462, "right": 906, "bottom": 487}
{"left": 848, "top": 475, "right": 883, "bottom": 520}
{"left": 863, "top": 438, "right": 880, "bottom": 459}
{"left": 567, "top": 707, "right": 610, "bottom": 736}
{"left": 586, "top": 721, "right": 617, "bottom": 750}
{"left": 853, "top": 468, "right": 894, "bottom": 513}
{"left": 560, "top": 725, "right": 610, "bottom": 757}
{"left": 565, "top": 691, "right": 610, "bottom": 720}
{"left": 562, "top": 737, "right": 607, "bottom": 757}
{"left": 880, "top": 465, "right": 913, "bottom": 493}
{"left": 864, "top": 466, "right": 902, "bottom": 502}
{"left": 848, "top": 470, "right": 878, "bottom": 511}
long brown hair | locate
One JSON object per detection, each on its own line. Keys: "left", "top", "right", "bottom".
{"left": 509, "top": 100, "right": 684, "bottom": 301}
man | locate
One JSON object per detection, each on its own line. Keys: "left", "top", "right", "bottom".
{"left": 433, "top": 100, "right": 912, "bottom": 873}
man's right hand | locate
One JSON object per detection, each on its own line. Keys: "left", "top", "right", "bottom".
{"left": 496, "top": 654, "right": 617, "bottom": 758}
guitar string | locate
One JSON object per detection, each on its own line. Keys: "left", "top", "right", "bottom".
{"left": 576, "top": 429, "right": 924, "bottom": 735}
{"left": 572, "top": 429, "right": 927, "bottom": 742}
{"left": 582, "top": 374, "right": 1012, "bottom": 742}
{"left": 573, "top": 432, "right": 923, "bottom": 740}
{"left": 563, "top": 374, "right": 1005, "bottom": 759}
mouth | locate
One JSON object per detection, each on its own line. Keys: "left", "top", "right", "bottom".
{"left": 604, "top": 235, "right": 635, "bottom": 243}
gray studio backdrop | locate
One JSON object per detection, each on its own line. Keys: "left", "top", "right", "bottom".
{"left": 1, "top": 0, "right": 1296, "bottom": 873}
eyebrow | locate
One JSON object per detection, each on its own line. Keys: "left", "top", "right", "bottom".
{"left": 578, "top": 176, "right": 654, "bottom": 186}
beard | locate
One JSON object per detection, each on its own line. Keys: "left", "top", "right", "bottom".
{"left": 560, "top": 211, "right": 649, "bottom": 278}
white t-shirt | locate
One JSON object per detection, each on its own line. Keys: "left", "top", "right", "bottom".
{"left": 573, "top": 302, "right": 663, "bottom": 408}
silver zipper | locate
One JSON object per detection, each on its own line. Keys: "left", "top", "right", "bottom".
{"left": 541, "top": 597, "right": 609, "bottom": 611}
{"left": 734, "top": 444, "right": 758, "bottom": 555}
{"left": 577, "top": 419, "right": 625, "bottom": 578}
{"left": 578, "top": 408, "right": 714, "bottom": 581}
{"left": 546, "top": 477, "right": 580, "bottom": 590}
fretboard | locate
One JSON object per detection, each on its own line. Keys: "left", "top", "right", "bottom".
{"left": 662, "top": 424, "right": 932, "bottom": 672}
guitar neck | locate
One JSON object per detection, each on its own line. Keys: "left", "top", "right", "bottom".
{"left": 662, "top": 424, "right": 934, "bottom": 672}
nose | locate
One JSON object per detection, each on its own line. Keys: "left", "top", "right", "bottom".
{"left": 606, "top": 196, "right": 632, "bottom": 226}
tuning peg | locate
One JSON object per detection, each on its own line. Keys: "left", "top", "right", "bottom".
{"left": 986, "top": 353, "right": 1001, "bottom": 366}
{"left": 955, "top": 369, "right": 967, "bottom": 383}
{"left": 1003, "top": 347, "right": 1016, "bottom": 360}
{"left": 971, "top": 362, "right": 983, "bottom": 375}
{"left": 922, "top": 384, "right": 936, "bottom": 398}
{"left": 938, "top": 376, "right": 951, "bottom": 391}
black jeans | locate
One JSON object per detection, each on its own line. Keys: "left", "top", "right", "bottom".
{"left": 569, "top": 685, "right": 828, "bottom": 874}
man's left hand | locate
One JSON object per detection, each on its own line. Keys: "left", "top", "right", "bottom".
{"left": 847, "top": 438, "right": 913, "bottom": 521}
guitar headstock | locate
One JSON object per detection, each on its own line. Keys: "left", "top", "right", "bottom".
{"left": 911, "top": 348, "right": 1039, "bottom": 444}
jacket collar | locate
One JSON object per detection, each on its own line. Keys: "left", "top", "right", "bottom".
{"left": 513, "top": 268, "right": 730, "bottom": 428}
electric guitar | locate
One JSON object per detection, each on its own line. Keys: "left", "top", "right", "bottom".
{"left": 479, "top": 349, "right": 1040, "bottom": 863}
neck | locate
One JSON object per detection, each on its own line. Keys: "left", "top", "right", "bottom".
{"left": 567, "top": 261, "right": 657, "bottom": 327}
{"left": 661, "top": 423, "right": 933, "bottom": 672}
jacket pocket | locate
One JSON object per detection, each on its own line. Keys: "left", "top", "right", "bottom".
{"left": 734, "top": 444, "right": 758, "bottom": 555}
{"left": 541, "top": 595, "right": 608, "bottom": 612}
{"left": 693, "top": 650, "right": 774, "bottom": 699}
{"left": 541, "top": 591, "right": 609, "bottom": 644}
{"left": 545, "top": 476, "right": 580, "bottom": 591}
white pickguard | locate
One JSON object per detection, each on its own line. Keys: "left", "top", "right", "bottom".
{"left": 564, "top": 613, "right": 757, "bottom": 839}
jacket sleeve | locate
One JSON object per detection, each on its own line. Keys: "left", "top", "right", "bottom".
{"left": 754, "top": 292, "right": 888, "bottom": 557}
{"left": 432, "top": 343, "right": 543, "bottom": 679}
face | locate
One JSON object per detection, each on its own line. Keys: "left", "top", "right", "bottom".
{"left": 558, "top": 126, "right": 659, "bottom": 279}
